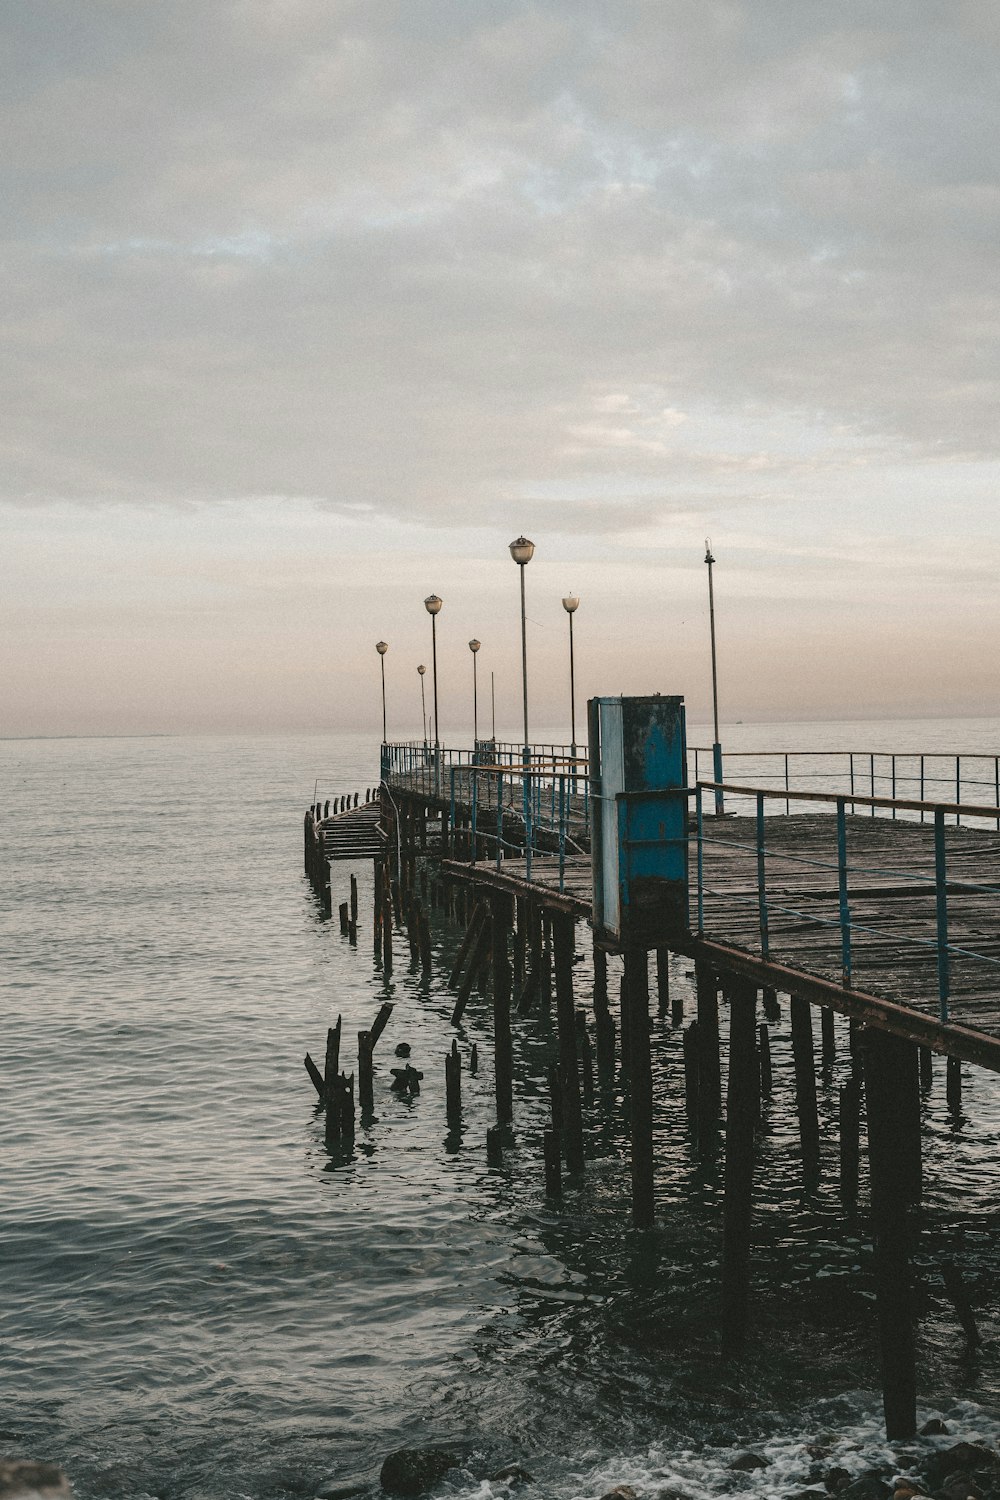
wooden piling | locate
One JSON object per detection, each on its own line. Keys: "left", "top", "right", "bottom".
{"left": 492, "top": 892, "right": 514, "bottom": 1127}
{"left": 445, "top": 1039, "right": 462, "bottom": 1123}
{"left": 324, "top": 1018, "right": 342, "bottom": 1105}
{"left": 655, "top": 948, "right": 670, "bottom": 1018}
{"left": 418, "top": 911, "right": 432, "bottom": 975}
{"left": 757, "top": 1023, "right": 772, "bottom": 1098}
{"left": 947, "top": 1055, "right": 962, "bottom": 1114}
{"left": 486, "top": 1126, "right": 504, "bottom": 1166}
{"left": 358, "top": 1031, "right": 374, "bottom": 1112}
{"left": 552, "top": 913, "right": 584, "bottom": 1174}
{"left": 624, "top": 946, "right": 654, "bottom": 1228}
{"left": 543, "top": 1130, "right": 562, "bottom": 1198}
{"left": 762, "top": 985, "right": 780, "bottom": 1022}
{"left": 863, "top": 1027, "right": 918, "bottom": 1440}
{"left": 350, "top": 874, "right": 358, "bottom": 929}
{"left": 304, "top": 1052, "right": 325, "bottom": 1099}
{"left": 683, "top": 1021, "right": 700, "bottom": 1127}
{"left": 790, "top": 995, "right": 821, "bottom": 1178}
{"left": 695, "top": 960, "right": 721, "bottom": 1135}
{"left": 941, "top": 1259, "right": 982, "bottom": 1347}
{"left": 839, "top": 1075, "right": 861, "bottom": 1202}
{"left": 339, "top": 901, "right": 349, "bottom": 935}
{"left": 575, "top": 1009, "right": 594, "bottom": 1104}
{"left": 593, "top": 945, "right": 615, "bottom": 1081}
{"left": 919, "top": 1046, "right": 933, "bottom": 1092}
{"left": 452, "top": 911, "right": 491, "bottom": 1026}
{"left": 721, "top": 977, "right": 758, "bottom": 1356}
{"left": 448, "top": 903, "right": 485, "bottom": 989}
{"left": 821, "top": 1006, "right": 835, "bottom": 1067}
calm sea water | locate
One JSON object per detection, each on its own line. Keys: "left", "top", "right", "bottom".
{"left": 4, "top": 721, "right": 1000, "bottom": 1500}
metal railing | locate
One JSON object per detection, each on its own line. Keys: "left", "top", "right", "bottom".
{"left": 689, "top": 748, "right": 1000, "bottom": 827}
{"left": 381, "top": 741, "right": 591, "bottom": 889}
{"left": 694, "top": 779, "right": 1000, "bottom": 1026}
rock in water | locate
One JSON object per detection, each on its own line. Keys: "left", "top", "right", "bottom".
{"left": 0, "top": 1460, "right": 71, "bottom": 1498}
{"left": 380, "top": 1448, "right": 460, "bottom": 1495}
{"left": 728, "top": 1453, "right": 770, "bottom": 1472}
{"left": 489, "top": 1466, "right": 534, "bottom": 1486}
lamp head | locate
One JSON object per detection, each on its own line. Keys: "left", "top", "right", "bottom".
{"left": 424, "top": 594, "right": 443, "bottom": 615}
{"left": 375, "top": 640, "right": 388, "bottom": 656}
{"left": 417, "top": 664, "right": 426, "bottom": 676}
{"left": 561, "top": 595, "right": 579, "bottom": 614}
{"left": 508, "top": 536, "right": 535, "bottom": 566}
{"left": 468, "top": 638, "right": 481, "bottom": 653}
{"left": 704, "top": 539, "right": 715, "bottom": 566}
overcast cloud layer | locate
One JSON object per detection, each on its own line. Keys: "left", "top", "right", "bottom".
{"left": 3, "top": 2, "right": 1000, "bottom": 734}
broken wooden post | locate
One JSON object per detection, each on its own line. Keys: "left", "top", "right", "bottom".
{"left": 790, "top": 995, "right": 821, "bottom": 1179}
{"left": 452, "top": 910, "right": 492, "bottom": 1026}
{"left": 470, "top": 1043, "right": 478, "bottom": 1075}
{"left": 339, "top": 902, "right": 349, "bottom": 935}
{"left": 863, "top": 1027, "right": 918, "bottom": 1440}
{"left": 486, "top": 1126, "right": 504, "bottom": 1166}
{"left": 721, "top": 977, "right": 757, "bottom": 1356}
{"left": 358, "top": 1031, "right": 374, "bottom": 1112}
{"left": 941, "top": 1258, "right": 982, "bottom": 1347}
{"left": 445, "top": 1039, "right": 462, "bottom": 1124}
{"left": 552, "top": 912, "right": 584, "bottom": 1174}
{"left": 448, "top": 903, "right": 485, "bottom": 989}
{"left": 324, "top": 1018, "right": 342, "bottom": 1108}
{"left": 947, "top": 1055, "right": 962, "bottom": 1115}
{"left": 370, "top": 1002, "right": 393, "bottom": 1049}
{"left": 304, "top": 1053, "right": 325, "bottom": 1099}
{"left": 624, "top": 946, "right": 654, "bottom": 1228}
{"left": 350, "top": 873, "right": 358, "bottom": 930}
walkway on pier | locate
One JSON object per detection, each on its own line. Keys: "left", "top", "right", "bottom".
{"left": 382, "top": 742, "right": 1000, "bottom": 1072}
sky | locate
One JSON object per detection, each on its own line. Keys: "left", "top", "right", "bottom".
{"left": 3, "top": 1, "right": 1000, "bottom": 738}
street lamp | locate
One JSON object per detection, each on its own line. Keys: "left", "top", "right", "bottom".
{"left": 562, "top": 594, "right": 579, "bottom": 781}
{"left": 704, "top": 541, "right": 724, "bottom": 814}
{"left": 424, "top": 596, "right": 442, "bottom": 769}
{"left": 375, "top": 640, "right": 388, "bottom": 742}
{"left": 417, "top": 664, "right": 427, "bottom": 746}
{"left": 468, "top": 639, "right": 481, "bottom": 747}
{"left": 508, "top": 536, "right": 534, "bottom": 755}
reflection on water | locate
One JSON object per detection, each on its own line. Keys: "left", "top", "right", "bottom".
{"left": 2, "top": 725, "right": 999, "bottom": 1499}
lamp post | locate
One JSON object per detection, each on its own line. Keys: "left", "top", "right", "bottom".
{"left": 424, "top": 596, "right": 443, "bottom": 786}
{"left": 417, "top": 664, "right": 427, "bottom": 746}
{"left": 509, "top": 537, "right": 534, "bottom": 753}
{"left": 468, "top": 639, "right": 481, "bottom": 748}
{"left": 562, "top": 594, "right": 579, "bottom": 784}
{"left": 704, "top": 541, "right": 724, "bottom": 814}
{"left": 375, "top": 641, "right": 388, "bottom": 742}
{"left": 509, "top": 536, "right": 535, "bottom": 842}
{"left": 491, "top": 671, "right": 496, "bottom": 741}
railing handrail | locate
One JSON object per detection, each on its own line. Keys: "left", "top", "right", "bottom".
{"left": 698, "top": 778, "right": 1000, "bottom": 822}
{"left": 690, "top": 746, "right": 999, "bottom": 759}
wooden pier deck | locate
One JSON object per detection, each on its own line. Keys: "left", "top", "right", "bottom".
{"left": 438, "top": 812, "right": 1000, "bottom": 1071}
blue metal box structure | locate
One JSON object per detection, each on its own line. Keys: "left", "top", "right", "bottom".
{"left": 588, "top": 695, "right": 689, "bottom": 948}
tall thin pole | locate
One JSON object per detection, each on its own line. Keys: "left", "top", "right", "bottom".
{"left": 568, "top": 610, "right": 576, "bottom": 755}
{"left": 380, "top": 656, "right": 387, "bottom": 742}
{"left": 519, "top": 565, "right": 528, "bottom": 752}
{"left": 705, "top": 541, "right": 724, "bottom": 815}
{"left": 431, "top": 615, "right": 439, "bottom": 751}
{"left": 418, "top": 668, "right": 427, "bottom": 745}
{"left": 473, "top": 652, "right": 478, "bottom": 744}
{"left": 491, "top": 672, "right": 496, "bottom": 740}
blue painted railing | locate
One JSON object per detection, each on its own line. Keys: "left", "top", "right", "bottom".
{"left": 694, "top": 779, "right": 1000, "bottom": 1027}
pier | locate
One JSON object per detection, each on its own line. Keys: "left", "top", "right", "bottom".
{"left": 302, "top": 702, "right": 1000, "bottom": 1443}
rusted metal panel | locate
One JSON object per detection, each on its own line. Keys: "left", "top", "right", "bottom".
{"left": 590, "top": 695, "right": 689, "bottom": 948}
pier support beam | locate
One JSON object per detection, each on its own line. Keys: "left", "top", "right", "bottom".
{"left": 552, "top": 913, "right": 584, "bottom": 1174}
{"left": 695, "top": 960, "right": 721, "bottom": 1137}
{"left": 721, "top": 977, "right": 758, "bottom": 1356}
{"left": 790, "top": 995, "right": 820, "bottom": 1179}
{"left": 624, "top": 946, "right": 654, "bottom": 1228}
{"left": 491, "top": 893, "right": 514, "bottom": 1127}
{"left": 863, "top": 1028, "right": 918, "bottom": 1441}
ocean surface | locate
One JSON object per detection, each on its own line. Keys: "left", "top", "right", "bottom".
{"left": 4, "top": 720, "right": 1000, "bottom": 1500}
